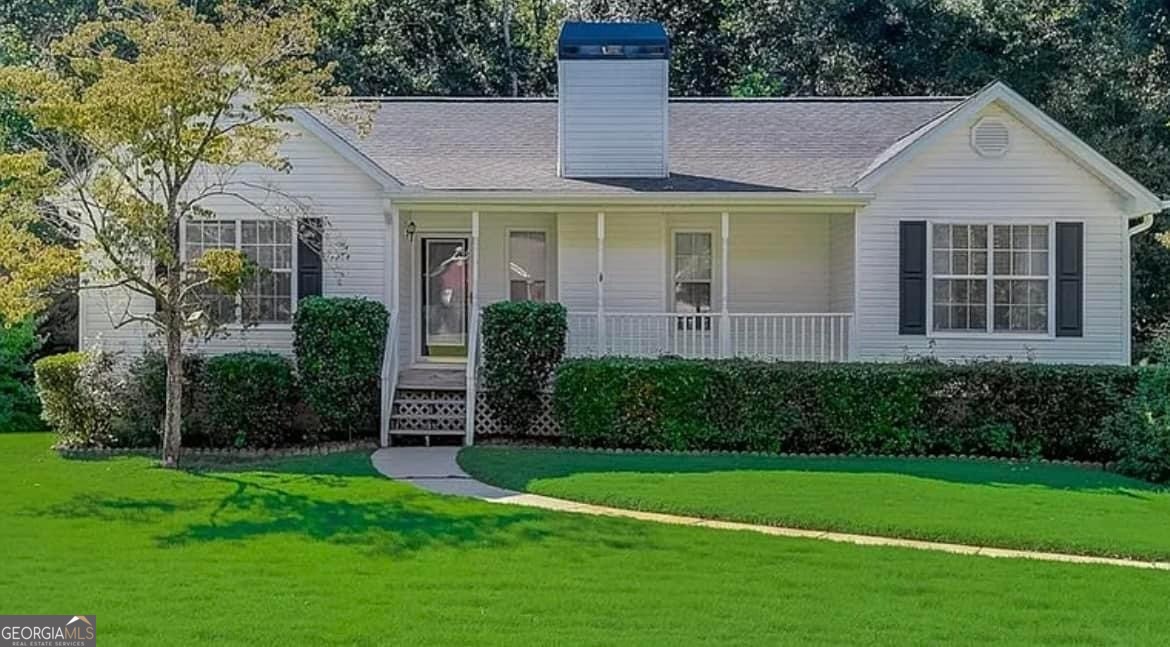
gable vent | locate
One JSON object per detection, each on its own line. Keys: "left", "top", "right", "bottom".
{"left": 971, "top": 118, "right": 1011, "bottom": 158}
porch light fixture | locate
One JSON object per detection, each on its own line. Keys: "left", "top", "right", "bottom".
{"left": 405, "top": 220, "right": 416, "bottom": 241}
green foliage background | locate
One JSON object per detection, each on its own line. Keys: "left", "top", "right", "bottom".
{"left": 2, "top": 0, "right": 1169, "bottom": 346}
{"left": 0, "top": 319, "right": 41, "bottom": 430}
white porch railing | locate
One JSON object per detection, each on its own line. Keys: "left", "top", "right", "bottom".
{"left": 566, "top": 312, "right": 853, "bottom": 362}
{"left": 379, "top": 309, "right": 401, "bottom": 447}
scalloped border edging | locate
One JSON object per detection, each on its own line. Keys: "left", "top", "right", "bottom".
{"left": 473, "top": 440, "right": 1109, "bottom": 471}
{"left": 56, "top": 440, "right": 379, "bottom": 461}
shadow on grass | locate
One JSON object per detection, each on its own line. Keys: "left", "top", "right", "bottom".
{"left": 462, "top": 447, "right": 1164, "bottom": 496}
{"left": 32, "top": 452, "right": 657, "bottom": 557}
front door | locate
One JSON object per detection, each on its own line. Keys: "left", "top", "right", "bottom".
{"left": 421, "top": 237, "right": 470, "bottom": 360}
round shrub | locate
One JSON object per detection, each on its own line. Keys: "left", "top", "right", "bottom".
{"left": 34, "top": 350, "right": 125, "bottom": 447}
{"left": 293, "top": 297, "right": 389, "bottom": 440}
{"left": 203, "top": 351, "right": 299, "bottom": 448}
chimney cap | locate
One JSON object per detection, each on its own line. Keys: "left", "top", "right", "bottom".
{"left": 558, "top": 21, "right": 670, "bottom": 60}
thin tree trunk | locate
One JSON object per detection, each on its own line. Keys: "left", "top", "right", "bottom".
{"left": 503, "top": 0, "right": 519, "bottom": 97}
{"left": 161, "top": 305, "right": 183, "bottom": 468}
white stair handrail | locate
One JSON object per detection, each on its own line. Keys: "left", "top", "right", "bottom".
{"left": 464, "top": 308, "right": 481, "bottom": 445}
{"left": 379, "top": 310, "right": 401, "bottom": 447}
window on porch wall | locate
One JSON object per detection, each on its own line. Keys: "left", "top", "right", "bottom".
{"left": 673, "top": 232, "right": 712, "bottom": 331}
{"left": 508, "top": 231, "right": 547, "bottom": 302}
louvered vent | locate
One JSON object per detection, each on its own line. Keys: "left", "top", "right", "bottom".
{"left": 971, "top": 118, "right": 1011, "bottom": 158}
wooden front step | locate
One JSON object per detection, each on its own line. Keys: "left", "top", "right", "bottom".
{"left": 397, "top": 367, "right": 467, "bottom": 390}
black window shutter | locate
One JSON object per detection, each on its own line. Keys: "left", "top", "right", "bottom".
{"left": 1054, "top": 222, "right": 1083, "bottom": 337}
{"left": 899, "top": 221, "right": 927, "bottom": 335}
{"left": 297, "top": 218, "right": 323, "bottom": 300}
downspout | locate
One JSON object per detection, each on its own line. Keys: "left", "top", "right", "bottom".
{"left": 1124, "top": 202, "right": 1168, "bottom": 364}
{"left": 1129, "top": 212, "right": 1156, "bottom": 237}
{"left": 1128, "top": 201, "right": 1170, "bottom": 236}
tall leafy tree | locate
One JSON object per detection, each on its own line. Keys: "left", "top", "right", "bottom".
{"left": 0, "top": 0, "right": 354, "bottom": 465}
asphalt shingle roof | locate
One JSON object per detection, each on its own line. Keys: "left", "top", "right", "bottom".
{"left": 314, "top": 96, "right": 965, "bottom": 193}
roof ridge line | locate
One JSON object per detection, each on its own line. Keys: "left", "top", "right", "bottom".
{"left": 342, "top": 95, "right": 969, "bottom": 104}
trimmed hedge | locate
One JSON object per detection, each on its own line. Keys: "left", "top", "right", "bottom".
{"left": 553, "top": 359, "right": 1149, "bottom": 464}
{"left": 293, "top": 297, "right": 389, "bottom": 440}
{"left": 203, "top": 352, "right": 300, "bottom": 448}
{"left": 481, "top": 301, "right": 567, "bottom": 434}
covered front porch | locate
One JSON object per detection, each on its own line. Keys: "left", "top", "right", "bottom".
{"left": 380, "top": 193, "right": 867, "bottom": 446}
{"left": 390, "top": 194, "right": 864, "bottom": 367}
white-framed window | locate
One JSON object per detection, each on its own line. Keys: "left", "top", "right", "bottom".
{"left": 184, "top": 219, "right": 296, "bottom": 324}
{"left": 672, "top": 231, "right": 713, "bottom": 328}
{"left": 929, "top": 222, "right": 1051, "bottom": 335}
{"left": 507, "top": 230, "right": 547, "bottom": 302}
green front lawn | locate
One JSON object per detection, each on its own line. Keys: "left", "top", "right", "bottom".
{"left": 459, "top": 447, "right": 1170, "bottom": 561}
{"left": 4, "top": 432, "right": 1170, "bottom": 645}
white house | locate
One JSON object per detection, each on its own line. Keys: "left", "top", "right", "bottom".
{"left": 80, "top": 22, "right": 1169, "bottom": 445}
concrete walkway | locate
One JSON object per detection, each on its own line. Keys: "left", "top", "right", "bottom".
{"left": 371, "top": 447, "right": 1170, "bottom": 571}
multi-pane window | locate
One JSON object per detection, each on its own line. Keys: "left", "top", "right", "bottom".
{"left": 930, "top": 223, "right": 1050, "bottom": 334}
{"left": 992, "top": 225, "right": 1049, "bottom": 332}
{"left": 184, "top": 221, "right": 239, "bottom": 323}
{"left": 673, "top": 232, "right": 713, "bottom": 316}
{"left": 508, "top": 231, "right": 547, "bottom": 302}
{"left": 931, "top": 224, "right": 988, "bottom": 332}
{"left": 184, "top": 219, "right": 295, "bottom": 324}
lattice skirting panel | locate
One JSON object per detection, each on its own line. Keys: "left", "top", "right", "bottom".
{"left": 475, "top": 390, "right": 560, "bottom": 437}
{"left": 391, "top": 389, "right": 466, "bottom": 433}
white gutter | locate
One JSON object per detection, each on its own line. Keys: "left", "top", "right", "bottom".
{"left": 388, "top": 189, "right": 874, "bottom": 210}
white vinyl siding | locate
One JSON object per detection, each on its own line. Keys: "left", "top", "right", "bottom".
{"left": 555, "top": 213, "right": 600, "bottom": 311}
{"left": 727, "top": 213, "right": 833, "bottom": 313}
{"left": 558, "top": 59, "right": 668, "bottom": 178}
{"left": 855, "top": 103, "right": 1128, "bottom": 364}
{"left": 80, "top": 119, "right": 388, "bottom": 356}
{"left": 549, "top": 211, "right": 835, "bottom": 315}
{"left": 829, "top": 214, "right": 855, "bottom": 313}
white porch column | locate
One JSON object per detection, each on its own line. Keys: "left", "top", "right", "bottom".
{"left": 720, "top": 211, "right": 731, "bottom": 358}
{"left": 465, "top": 210, "right": 481, "bottom": 446}
{"left": 596, "top": 212, "right": 606, "bottom": 356}
{"left": 380, "top": 201, "right": 398, "bottom": 448}
{"left": 389, "top": 203, "right": 400, "bottom": 315}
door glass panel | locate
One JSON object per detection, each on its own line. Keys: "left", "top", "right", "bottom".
{"left": 424, "top": 239, "right": 469, "bottom": 357}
